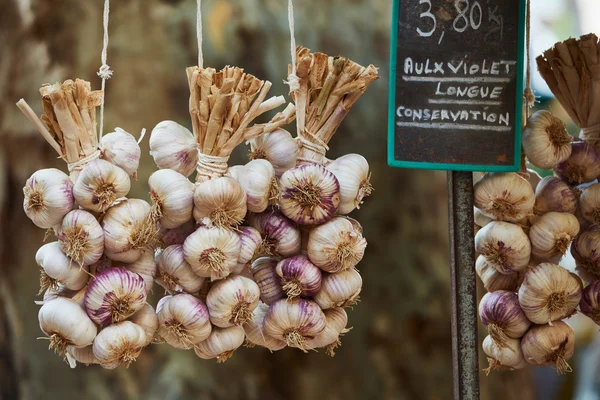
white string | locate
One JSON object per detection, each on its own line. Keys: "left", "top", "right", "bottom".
{"left": 197, "top": 0, "right": 203, "bottom": 68}
{"left": 67, "top": 149, "right": 102, "bottom": 172}
{"left": 285, "top": 0, "right": 299, "bottom": 92}
{"left": 97, "top": 0, "right": 113, "bottom": 140}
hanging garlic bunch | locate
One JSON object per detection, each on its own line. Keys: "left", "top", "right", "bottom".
{"left": 482, "top": 335, "right": 528, "bottom": 375}
{"left": 529, "top": 212, "right": 579, "bottom": 261}
{"left": 149, "top": 169, "right": 194, "bottom": 229}
{"left": 314, "top": 268, "right": 362, "bottom": 309}
{"left": 248, "top": 210, "right": 302, "bottom": 258}
{"left": 232, "top": 159, "right": 279, "bottom": 213}
{"left": 533, "top": 176, "right": 577, "bottom": 215}
{"left": 571, "top": 227, "right": 600, "bottom": 283}
{"left": 475, "top": 256, "right": 521, "bottom": 292}
{"left": 473, "top": 173, "right": 534, "bottom": 222}
{"left": 99, "top": 128, "right": 141, "bottom": 177}
{"left": 149, "top": 120, "right": 198, "bottom": 177}
{"left": 115, "top": 250, "right": 157, "bottom": 293}
{"left": 518, "top": 262, "right": 582, "bottom": 324}
{"left": 206, "top": 275, "right": 261, "bottom": 327}
{"left": 93, "top": 321, "right": 147, "bottom": 369}
{"left": 554, "top": 142, "right": 600, "bottom": 186}
{"left": 275, "top": 255, "right": 322, "bottom": 298}
{"left": 194, "top": 326, "right": 246, "bottom": 363}
{"left": 57, "top": 209, "right": 105, "bottom": 266}
{"left": 306, "top": 307, "right": 351, "bottom": 356}
{"left": 157, "top": 293, "right": 212, "bottom": 349}
{"left": 183, "top": 226, "right": 241, "bottom": 281}
{"left": 279, "top": 163, "right": 341, "bottom": 225}
{"left": 235, "top": 226, "right": 263, "bottom": 274}
{"left": 522, "top": 110, "right": 572, "bottom": 169}
{"left": 478, "top": 291, "right": 530, "bottom": 347}
{"left": 251, "top": 257, "right": 286, "bottom": 305}
{"left": 243, "top": 302, "right": 286, "bottom": 351}
{"left": 128, "top": 304, "right": 159, "bottom": 346}
{"left": 578, "top": 183, "right": 600, "bottom": 225}
{"left": 326, "top": 154, "right": 372, "bottom": 214}
{"left": 193, "top": 177, "right": 247, "bottom": 228}
{"left": 157, "top": 244, "right": 205, "bottom": 294}
{"left": 474, "top": 221, "right": 531, "bottom": 274}
{"left": 248, "top": 128, "right": 298, "bottom": 176}
{"left": 73, "top": 159, "right": 131, "bottom": 213}
{"left": 521, "top": 321, "right": 575, "bottom": 374}
{"left": 23, "top": 168, "right": 74, "bottom": 229}
{"left": 35, "top": 242, "right": 89, "bottom": 293}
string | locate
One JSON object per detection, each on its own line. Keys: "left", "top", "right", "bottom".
{"left": 524, "top": 0, "right": 533, "bottom": 116}
{"left": 285, "top": 0, "right": 299, "bottom": 92}
{"left": 97, "top": 0, "right": 113, "bottom": 140}
{"left": 197, "top": 0, "right": 203, "bottom": 68}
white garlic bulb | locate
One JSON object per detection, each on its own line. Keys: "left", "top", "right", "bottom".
{"left": 475, "top": 256, "right": 521, "bottom": 292}
{"left": 38, "top": 297, "right": 97, "bottom": 355}
{"left": 73, "top": 159, "right": 131, "bottom": 213}
{"left": 35, "top": 241, "right": 89, "bottom": 292}
{"left": 128, "top": 303, "right": 158, "bottom": 346}
{"left": 482, "top": 335, "right": 527, "bottom": 375}
{"left": 193, "top": 177, "right": 247, "bottom": 228}
{"left": 579, "top": 183, "right": 600, "bottom": 225}
{"left": 314, "top": 268, "right": 362, "bottom": 309}
{"left": 157, "top": 293, "right": 212, "bottom": 349}
{"left": 183, "top": 226, "right": 241, "bottom": 281}
{"left": 249, "top": 128, "right": 298, "bottom": 176}
{"left": 207, "top": 275, "right": 261, "bottom": 327}
{"left": 474, "top": 221, "right": 530, "bottom": 274}
{"left": 243, "top": 302, "right": 286, "bottom": 351}
{"left": 100, "top": 128, "right": 141, "bottom": 176}
{"left": 533, "top": 176, "right": 577, "bottom": 215}
{"left": 521, "top": 321, "right": 575, "bottom": 374}
{"left": 65, "top": 345, "right": 98, "bottom": 368}
{"left": 194, "top": 326, "right": 245, "bottom": 363}
{"left": 474, "top": 173, "right": 535, "bottom": 222}
{"left": 474, "top": 208, "right": 493, "bottom": 233}
{"left": 522, "top": 110, "right": 572, "bottom": 169}
{"left": 23, "top": 168, "right": 74, "bottom": 229}
{"left": 116, "top": 249, "right": 157, "bottom": 293}
{"left": 529, "top": 212, "right": 579, "bottom": 260}
{"left": 149, "top": 169, "right": 194, "bottom": 229}
{"left": 279, "top": 163, "right": 341, "bottom": 225}
{"left": 236, "top": 159, "right": 278, "bottom": 213}
{"left": 326, "top": 154, "right": 372, "bottom": 214}
{"left": 157, "top": 244, "right": 205, "bottom": 294}
{"left": 57, "top": 210, "right": 105, "bottom": 266}
{"left": 93, "top": 321, "right": 147, "bottom": 369}
{"left": 305, "top": 307, "right": 350, "bottom": 356}
{"left": 248, "top": 210, "right": 302, "bottom": 258}
{"left": 149, "top": 120, "right": 198, "bottom": 177}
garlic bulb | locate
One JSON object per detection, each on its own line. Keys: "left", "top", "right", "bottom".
{"left": 149, "top": 120, "right": 198, "bottom": 177}
{"left": 65, "top": 345, "right": 98, "bottom": 368}
{"left": 476, "top": 256, "right": 521, "bottom": 292}
{"left": 102, "top": 199, "right": 157, "bottom": 263}
{"left": 276, "top": 255, "right": 322, "bottom": 298}
{"left": 578, "top": 182, "right": 600, "bottom": 225}
{"left": 35, "top": 242, "right": 89, "bottom": 292}
{"left": 305, "top": 307, "right": 350, "bottom": 356}
{"left": 157, "top": 293, "right": 212, "bottom": 349}
{"left": 128, "top": 304, "right": 158, "bottom": 346}
{"left": 149, "top": 169, "right": 194, "bottom": 229}
{"left": 554, "top": 142, "right": 600, "bottom": 186}
{"left": 482, "top": 335, "right": 527, "bottom": 375}
{"left": 207, "top": 275, "right": 261, "bottom": 327}
{"left": 522, "top": 110, "right": 572, "bottom": 169}
{"left": 193, "top": 177, "right": 247, "bottom": 228}
{"left": 194, "top": 326, "right": 245, "bottom": 363}
{"left": 183, "top": 226, "right": 241, "bottom": 281}
{"left": 264, "top": 298, "right": 326, "bottom": 352}
{"left": 237, "top": 226, "right": 263, "bottom": 269}
{"left": 533, "top": 176, "right": 577, "bottom": 215}
{"left": 521, "top": 321, "right": 575, "bottom": 374}
{"left": 279, "top": 163, "right": 340, "bottom": 225}
{"left": 159, "top": 219, "right": 196, "bottom": 247}
{"left": 243, "top": 302, "right": 286, "bottom": 351}
{"left": 571, "top": 227, "right": 600, "bottom": 283}
{"left": 326, "top": 154, "right": 372, "bottom": 214}
{"left": 236, "top": 159, "right": 278, "bottom": 213}
{"left": 474, "top": 208, "right": 493, "bottom": 229}
{"left": 529, "top": 212, "right": 579, "bottom": 260}
{"left": 157, "top": 244, "right": 205, "bottom": 294}
{"left": 93, "top": 321, "right": 147, "bottom": 369}
{"left": 251, "top": 257, "right": 285, "bottom": 305}
{"left": 100, "top": 128, "right": 141, "bottom": 176}
{"left": 73, "top": 160, "right": 131, "bottom": 213}
{"left": 116, "top": 250, "right": 157, "bottom": 293}
{"left": 478, "top": 291, "right": 530, "bottom": 347}
{"left": 248, "top": 210, "right": 302, "bottom": 257}
{"left": 526, "top": 169, "right": 543, "bottom": 191}
{"left": 57, "top": 210, "right": 104, "bottom": 266}
{"left": 314, "top": 268, "right": 362, "bottom": 309}
{"left": 84, "top": 268, "right": 147, "bottom": 326}
{"left": 473, "top": 173, "right": 534, "bottom": 222}
{"left": 23, "top": 168, "right": 74, "bottom": 229}
{"left": 474, "top": 221, "right": 530, "bottom": 274}
{"left": 579, "top": 281, "right": 600, "bottom": 324}
{"left": 518, "top": 262, "right": 582, "bottom": 324}
{"left": 307, "top": 216, "right": 367, "bottom": 273}
{"left": 249, "top": 128, "right": 298, "bottom": 176}
{"left": 38, "top": 297, "right": 97, "bottom": 355}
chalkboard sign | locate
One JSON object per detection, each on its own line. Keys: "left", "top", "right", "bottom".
{"left": 387, "top": 0, "right": 525, "bottom": 171}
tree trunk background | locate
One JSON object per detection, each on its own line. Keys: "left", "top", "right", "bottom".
{"left": 0, "top": 0, "right": 534, "bottom": 399}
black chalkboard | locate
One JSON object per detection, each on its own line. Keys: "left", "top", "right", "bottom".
{"left": 387, "top": 0, "right": 525, "bottom": 171}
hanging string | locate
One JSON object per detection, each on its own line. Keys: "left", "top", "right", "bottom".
{"left": 97, "top": 0, "right": 113, "bottom": 140}
{"left": 524, "top": 0, "right": 534, "bottom": 117}
{"left": 285, "top": 0, "right": 300, "bottom": 92}
{"left": 197, "top": 0, "right": 203, "bottom": 68}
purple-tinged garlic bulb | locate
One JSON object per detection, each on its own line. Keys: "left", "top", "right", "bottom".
{"left": 23, "top": 168, "right": 74, "bottom": 229}
{"left": 478, "top": 291, "right": 530, "bottom": 347}
{"left": 57, "top": 210, "right": 105, "bottom": 266}
{"left": 157, "top": 244, "right": 204, "bottom": 294}
{"left": 306, "top": 307, "right": 351, "bottom": 356}
{"left": 474, "top": 173, "right": 534, "bottom": 222}
{"left": 194, "top": 326, "right": 245, "bottom": 363}
{"left": 193, "top": 177, "right": 247, "bottom": 228}
{"left": 251, "top": 257, "right": 285, "bottom": 305}
{"left": 326, "top": 154, "right": 372, "bottom": 214}
{"left": 243, "top": 302, "right": 286, "bottom": 351}
{"left": 314, "top": 268, "right": 362, "bottom": 310}
{"left": 571, "top": 226, "right": 600, "bottom": 283}
{"left": 234, "top": 226, "right": 263, "bottom": 274}
{"left": 475, "top": 256, "right": 521, "bottom": 292}
{"left": 159, "top": 219, "right": 196, "bottom": 247}
{"left": 36, "top": 241, "right": 89, "bottom": 293}
{"left": 521, "top": 321, "right": 575, "bottom": 374}
{"left": 149, "top": 169, "right": 194, "bottom": 229}
{"left": 482, "top": 335, "right": 527, "bottom": 375}
{"left": 275, "top": 255, "right": 322, "bottom": 298}
{"left": 206, "top": 275, "right": 261, "bottom": 327}
{"left": 73, "top": 160, "right": 131, "bottom": 213}
{"left": 100, "top": 128, "right": 141, "bottom": 177}
{"left": 578, "top": 182, "right": 600, "bottom": 225}
{"left": 92, "top": 321, "right": 147, "bottom": 369}
{"left": 249, "top": 128, "right": 298, "bottom": 176}
{"left": 183, "top": 226, "right": 240, "bottom": 281}
{"left": 474, "top": 221, "right": 530, "bottom": 274}
{"left": 157, "top": 293, "right": 212, "bottom": 349}
{"left": 579, "top": 281, "right": 600, "bottom": 325}
{"left": 533, "top": 176, "right": 577, "bottom": 215}
{"left": 529, "top": 212, "right": 579, "bottom": 261}
{"left": 248, "top": 210, "right": 301, "bottom": 258}
{"left": 522, "top": 110, "right": 572, "bottom": 169}
{"left": 149, "top": 120, "right": 198, "bottom": 177}
{"left": 554, "top": 142, "right": 600, "bottom": 186}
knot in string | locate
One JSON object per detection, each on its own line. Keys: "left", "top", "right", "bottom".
{"left": 285, "top": 74, "right": 300, "bottom": 93}
{"left": 97, "top": 64, "right": 113, "bottom": 80}
{"left": 67, "top": 149, "right": 102, "bottom": 172}
{"left": 196, "top": 152, "right": 229, "bottom": 179}
{"left": 523, "top": 87, "right": 535, "bottom": 108}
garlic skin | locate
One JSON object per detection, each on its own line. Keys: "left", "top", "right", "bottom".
{"left": 93, "top": 321, "right": 147, "bottom": 369}
{"left": 305, "top": 307, "right": 350, "bottom": 356}
{"left": 236, "top": 159, "right": 278, "bottom": 213}
{"left": 474, "top": 221, "right": 531, "bottom": 274}
{"left": 474, "top": 208, "right": 493, "bottom": 230}
{"left": 159, "top": 219, "right": 196, "bottom": 247}
{"left": 326, "top": 154, "right": 372, "bottom": 214}
{"left": 526, "top": 169, "right": 543, "bottom": 191}
{"left": 237, "top": 226, "right": 263, "bottom": 268}
{"left": 249, "top": 128, "right": 298, "bottom": 176}
{"left": 157, "top": 293, "right": 212, "bottom": 349}
{"left": 183, "top": 226, "right": 241, "bottom": 281}
{"left": 554, "top": 142, "right": 600, "bottom": 186}
{"left": 529, "top": 212, "right": 579, "bottom": 261}
{"left": 38, "top": 297, "right": 97, "bottom": 355}
{"left": 534, "top": 176, "right": 577, "bottom": 215}
{"left": 314, "top": 268, "right": 362, "bottom": 310}
{"left": 149, "top": 169, "right": 194, "bottom": 229}
{"left": 248, "top": 210, "right": 302, "bottom": 257}
{"left": 73, "top": 160, "right": 131, "bottom": 213}
{"left": 276, "top": 255, "right": 322, "bottom": 298}
{"left": 251, "top": 257, "right": 285, "bottom": 305}
{"left": 518, "top": 262, "right": 582, "bottom": 324}
{"left": 474, "top": 173, "right": 535, "bottom": 222}
{"left": 66, "top": 345, "right": 98, "bottom": 368}
{"left": 157, "top": 244, "right": 205, "bottom": 294}
{"left": 23, "top": 168, "right": 74, "bottom": 229}
{"left": 36, "top": 242, "right": 89, "bottom": 292}
{"left": 128, "top": 304, "right": 159, "bottom": 346}
{"left": 521, "top": 321, "right": 575, "bottom": 374}
{"left": 578, "top": 183, "right": 600, "bottom": 225}
{"left": 478, "top": 291, "right": 530, "bottom": 347}
{"left": 264, "top": 298, "right": 326, "bottom": 352}
{"left": 100, "top": 128, "right": 141, "bottom": 176}
{"left": 193, "top": 177, "right": 247, "bottom": 228}
{"left": 307, "top": 216, "right": 367, "bottom": 273}
{"left": 482, "top": 335, "right": 528, "bottom": 374}
{"left": 571, "top": 226, "right": 600, "bottom": 283}
{"left": 279, "top": 163, "right": 341, "bottom": 225}
{"left": 476, "top": 256, "right": 521, "bottom": 292}
{"left": 207, "top": 275, "right": 261, "bottom": 327}
{"left": 102, "top": 199, "right": 157, "bottom": 263}
{"left": 522, "top": 110, "right": 572, "bottom": 169}
{"left": 194, "top": 326, "right": 245, "bottom": 363}
{"left": 57, "top": 210, "right": 105, "bottom": 266}
{"left": 116, "top": 250, "right": 157, "bottom": 293}
{"left": 579, "top": 281, "right": 600, "bottom": 325}
{"left": 149, "top": 120, "right": 198, "bottom": 177}
{"left": 243, "top": 302, "right": 286, "bottom": 351}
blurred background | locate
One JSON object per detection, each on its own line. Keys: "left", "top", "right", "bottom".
{"left": 0, "top": 0, "right": 599, "bottom": 399}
